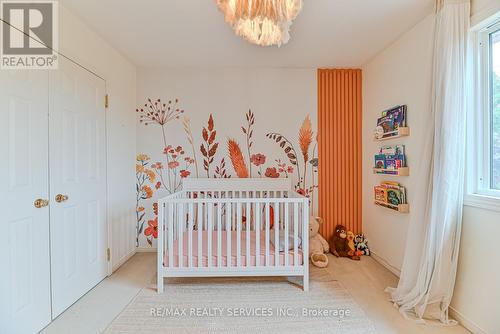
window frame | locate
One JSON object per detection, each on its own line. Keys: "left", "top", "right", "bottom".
{"left": 465, "top": 20, "right": 500, "bottom": 211}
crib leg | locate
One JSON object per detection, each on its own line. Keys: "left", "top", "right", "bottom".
{"left": 303, "top": 271, "right": 309, "bottom": 292}
{"left": 157, "top": 273, "right": 164, "bottom": 293}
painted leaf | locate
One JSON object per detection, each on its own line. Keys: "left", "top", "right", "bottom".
{"left": 208, "top": 114, "right": 214, "bottom": 131}
{"left": 209, "top": 143, "right": 219, "bottom": 157}
{"left": 200, "top": 144, "right": 208, "bottom": 157}
{"left": 208, "top": 131, "right": 216, "bottom": 145}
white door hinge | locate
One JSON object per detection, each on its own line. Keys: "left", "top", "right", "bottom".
{"left": 105, "top": 94, "right": 109, "bottom": 109}
{"left": 106, "top": 248, "right": 111, "bottom": 262}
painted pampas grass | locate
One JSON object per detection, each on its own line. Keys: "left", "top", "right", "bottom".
{"left": 228, "top": 139, "right": 249, "bottom": 178}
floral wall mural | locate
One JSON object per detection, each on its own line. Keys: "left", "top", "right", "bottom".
{"left": 136, "top": 68, "right": 317, "bottom": 248}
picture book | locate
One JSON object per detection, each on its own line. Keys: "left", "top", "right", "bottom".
{"left": 373, "top": 145, "right": 406, "bottom": 170}
{"left": 375, "top": 105, "right": 407, "bottom": 139}
{"left": 374, "top": 182, "right": 407, "bottom": 207}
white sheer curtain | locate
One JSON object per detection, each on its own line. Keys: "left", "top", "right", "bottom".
{"left": 386, "top": 0, "right": 470, "bottom": 324}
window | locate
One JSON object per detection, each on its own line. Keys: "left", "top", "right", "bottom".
{"left": 491, "top": 29, "right": 500, "bottom": 190}
{"left": 470, "top": 21, "right": 500, "bottom": 200}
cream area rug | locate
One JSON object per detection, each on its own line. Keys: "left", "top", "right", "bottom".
{"left": 105, "top": 270, "right": 377, "bottom": 334}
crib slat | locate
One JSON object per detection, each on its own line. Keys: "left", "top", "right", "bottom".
{"left": 226, "top": 202, "right": 232, "bottom": 267}
{"left": 255, "top": 202, "right": 261, "bottom": 267}
{"left": 168, "top": 203, "right": 174, "bottom": 269}
{"left": 178, "top": 203, "right": 184, "bottom": 268}
{"left": 265, "top": 202, "right": 270, "bottom": 266}
{"left": 294, "top": 202, "right": 299, "bottom": 267}
{"left": 274, "top": 202, "right": 279, "bottom": 266}
{"left": 197, "top": 202, "right": 203, "bottom": 268}
{"left": 246, "top": 201, "right": 251, "bottom": 267}
{"left": 207, "top": 203, "right": 213, "bottom": 268}
{"left": 284, "top": 202, "right": 289, "bottom": 267}
{"left": 188, "top": 203, "right": 193, "bottom": 268}
{"left": 236, "top": 202, "right": 242, "bottom": 267}
{"left": 217, "top": 201, "right": 222, "bottom": 268}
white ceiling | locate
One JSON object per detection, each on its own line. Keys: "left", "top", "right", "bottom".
{"left": 61, "top": 0, "right": 434, "bottom": 68}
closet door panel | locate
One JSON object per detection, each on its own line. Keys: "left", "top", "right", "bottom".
{"left": 0, "top": 70, "right": 51, "bottom": 334}
{"left": 49, "top": 58, "right": 107, "bottom": 317}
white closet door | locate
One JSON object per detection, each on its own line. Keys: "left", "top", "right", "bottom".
{"left": 49, "top": 58, "right": 107, "bottom": 317}
{"left": 0, "top": 70, "right": 52, "bottom": 333}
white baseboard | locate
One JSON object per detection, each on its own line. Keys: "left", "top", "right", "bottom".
{"left": 370, "top": 251, "right": 401, "bottom": 277}
{"left": 112, "top": 248, "right": 136, "bottom": 273}
{"left": 136, "top": 247, "right": 156, "bottom": 253}
{"left": 449, "top": 306, "right": 489, "bottom": 334}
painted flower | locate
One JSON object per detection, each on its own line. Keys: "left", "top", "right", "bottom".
{"left": 145, "top": 169, "right": 156, "bottom": 182}
{"left": 296, "top": 188, "right": 306, "bottom": 196}
{"left": 144, "top": 218, "right": 158, "bottom": 239}
{"left": 287, "top": 166, "right": 294, "bottom": 173}
{"left": 136, "top": 154, "right": 150, "bottom": 162}
{"left": 137, "top": 206, "right": 145, "bottom": 212}
{"left": 155, "top": 181, "right": 161, "bottom": 189}
{"left": 168, "top": 161, "right": 179, "bottom": 169}
{"left": 153, "top": 202, "right": 158, "bottom": 215}
{"left": 250, "top": 153, "right": 266, "bottom": 167}
{"left": 180, "top": 170, "right": 191, "bottom": 178}
{"left": 142, "top": 185, "right": 153, "bottom": 199}
{"left": 151, "top": 162, "right": 163, "bottom": 169}
{"left": 163, "top": 145, "right": 173, "bottom": 154}
{"left": 265, "top": 167, "right": 280, "bottom": 178}
{"left": 137, "top": 98, "right": 184, "bottom": 126}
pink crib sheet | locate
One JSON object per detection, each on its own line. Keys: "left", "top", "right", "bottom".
{"left": 164, "top": 231, "right": 303, "bottom": 268}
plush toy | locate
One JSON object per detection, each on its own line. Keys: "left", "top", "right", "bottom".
{"left": 329, "top": 224, "right": 360, "bottom": 261}
{"left": 354, "top": 234, "right": 370, "bottom": 256}
{"left": 309, "top": 216, "right": 329, "bottom": 268}
{"left": 346, "top": 231, "right": 357, "bottom": 255}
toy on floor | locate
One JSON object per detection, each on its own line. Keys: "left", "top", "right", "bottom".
{"left": 309, "top": 216, "right": 329, "bottom": 268}
{"left": 329, "top": 225, "right": 360, "bottom": 261}
{"left": 354, "top": 234, "right": 370, "bottom": 256}
{"left": 346, "top": 231, "right": 360, "bottom": 256}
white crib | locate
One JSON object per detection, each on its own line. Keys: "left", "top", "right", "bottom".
{"left": 157, "top": 178, "right": 309, "bottom": 292}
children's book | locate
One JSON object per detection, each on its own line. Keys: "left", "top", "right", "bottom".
{"left": 374, "top": 145, "right": 406, "bottom": 169}
{"left": 375, "top": 182, "right": 407, "bottom": 206}
{"left": 376, "top": 105, "right": 407, "bottom": 138}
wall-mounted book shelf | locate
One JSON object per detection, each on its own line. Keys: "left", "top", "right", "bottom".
{"left": 373, "top": 167, "right": 410, "bottom": 176}
{"left": 374, "top": 127, "right": 410, "bottom": 141}
{"left": 374, "top": 200, "right": 409, "bottom": 213}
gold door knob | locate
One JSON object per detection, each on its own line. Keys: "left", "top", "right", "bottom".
{"left": 34, "top": 199, "right": 49, "bottom": 208}
{"left": 55, "top": 194, "right": 69, "bottom": 203}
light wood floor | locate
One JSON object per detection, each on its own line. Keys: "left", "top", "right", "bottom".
{"left": 41, "top": 253, "right": 470, "bottom": 334}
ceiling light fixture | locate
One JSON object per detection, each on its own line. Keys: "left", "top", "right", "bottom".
{"left": 215, "top": 0, "right": 303, "bottom": 47}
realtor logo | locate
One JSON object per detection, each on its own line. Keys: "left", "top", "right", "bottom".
{"left": 1, "top": 0, "right": 58, "bottom": 69}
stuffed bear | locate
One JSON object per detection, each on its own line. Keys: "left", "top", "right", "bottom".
{"left": 329, "top": 224, "right": 360, "bottom": 261}
{"left": 309, "top": 216, "right": 329, "bottom": 268}
{"left": 354, "top": 234, "right": 370, "bottom": 256}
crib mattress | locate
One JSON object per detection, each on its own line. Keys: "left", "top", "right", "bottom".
{"left": 164, "top": 231, "right": 303, "bottom": 268}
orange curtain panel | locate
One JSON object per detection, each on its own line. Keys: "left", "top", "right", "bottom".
{"left": 317, "top": 69, "right": 362, "bottom": 239}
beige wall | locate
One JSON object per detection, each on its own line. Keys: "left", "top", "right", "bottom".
{"left": 471, "top": 0, "right": 500, "bottom": 26}
{"left": 363, "top": 5, "right": 500, "bottom": 333}
{"left": 59, "top": 4, "right": 137, "bottom": 271}
{"left": 362, "top": 14, "right": 435, "bottom": 272}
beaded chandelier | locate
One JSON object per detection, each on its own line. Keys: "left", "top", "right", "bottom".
{"left": 215, "top": 0, "right": 303, "bottom": 47}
